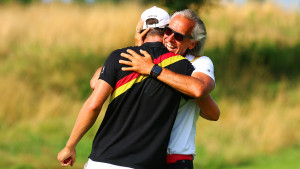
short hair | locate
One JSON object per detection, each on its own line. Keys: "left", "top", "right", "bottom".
{"left": 171, "top": 9, "right": 207, "bottom": 56}
{"left": 145, "top": 18, "right": 165, "bottom": 36}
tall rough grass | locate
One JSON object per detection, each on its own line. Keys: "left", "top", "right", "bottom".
{"left": 0, "top": 2, "right": 142, "bottom": 57}
{"left": 201, "top": 1, "right": 300, "bottom": 48}
{"left": 195, "top": 82, "right": 300, "bottom": 168}
{"left": 0, "top": 2, "right": 299, "bottom": 168}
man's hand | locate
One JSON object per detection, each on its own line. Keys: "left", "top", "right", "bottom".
{"left": 57, "top": 146, "right": 76, "bottom": 167}
{"left": 120, "top": 49, "right": 155, "bottom": 75}
{"left": 135, "top": 20, "right": 150, "bottom": 46}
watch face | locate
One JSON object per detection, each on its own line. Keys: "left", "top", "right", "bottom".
{"left": 153, "top": 66, "right": 162, "bottom": 77}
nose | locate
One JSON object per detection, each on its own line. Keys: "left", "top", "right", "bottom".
{"left": 166, "top": 33, "right": 175, "bottom": 42}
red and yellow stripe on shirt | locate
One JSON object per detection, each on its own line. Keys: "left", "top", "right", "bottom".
{"left": 110, "top": 52, "right": 187, "bottom": 102}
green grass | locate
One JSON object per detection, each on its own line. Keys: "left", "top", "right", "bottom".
{"left": 0, "top": 117, "right": 100, "bottom": 169}
{"left": 193, "top": 146, "right": 300, "bottom": 169}
{"left": 2, "top": 120, "right": 299, "bottom": 169}
{"left": 225, "top": 146, "right": 300, "bottom": 169}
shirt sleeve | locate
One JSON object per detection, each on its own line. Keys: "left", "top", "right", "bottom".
{"left": 99, "top": 50, "right": 120, "bottom": 88}
{"left": 192, "top": 56, "right": 215, "bottom": 82}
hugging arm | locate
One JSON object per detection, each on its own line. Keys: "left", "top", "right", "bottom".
{"left": 195, "top": 95, "right": 220, "bottom": 121}
{"left": 120, "top": 49, "right": 214, "bottom": 98}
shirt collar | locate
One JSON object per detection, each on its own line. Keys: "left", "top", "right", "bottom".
{"left": 142, "top": 42, "right": 165, "bottom": 48}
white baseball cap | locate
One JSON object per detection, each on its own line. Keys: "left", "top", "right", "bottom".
{"left": 141, "top": 6, "right": 170, "bottom": 30}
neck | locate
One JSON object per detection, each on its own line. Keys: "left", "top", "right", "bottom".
{"left": 144, "top": 35, "right": 163, "bottom": 43}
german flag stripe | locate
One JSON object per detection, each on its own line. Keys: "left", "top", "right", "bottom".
{"left": 114, "top": 72, "right": 140, "bottom": 90}
{"left": 110, "top": 52, "right": 187, "bottom": 102}
{"left": 110, "top": 74, "right": 148, "bottom": 102}
{"left": 153, "top": 52, "right": 178, "bottom": 64}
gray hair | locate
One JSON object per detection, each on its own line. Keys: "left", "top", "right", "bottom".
{"left": 171, "top": 9, "right": 207, "bottom": 56}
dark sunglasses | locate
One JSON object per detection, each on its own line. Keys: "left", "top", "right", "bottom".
{"left": 164, "top": 26, "right": 193, "bottom": 42}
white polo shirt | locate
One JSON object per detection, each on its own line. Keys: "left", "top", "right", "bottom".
{"left": 167, "top": 54, "right": 215, "bottom": 156}
{"left": 85, "top": 159, "right": 134, "bottom": 169}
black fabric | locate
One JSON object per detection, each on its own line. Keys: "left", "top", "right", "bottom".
{"left": 89, "top": 42, "right": 194, "bottom": 169}
{"left": 167, "top": 160, "right": 193, "bottom": 169}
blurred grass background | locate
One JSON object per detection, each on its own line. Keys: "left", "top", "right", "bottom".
{"left": 0, "top": 1, "right": 299, "bottom": 169}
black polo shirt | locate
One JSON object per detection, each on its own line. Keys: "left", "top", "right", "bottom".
{"left": 89, "top": 42, "right": 194, "bottom": 169}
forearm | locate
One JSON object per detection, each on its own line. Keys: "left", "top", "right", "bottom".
{"left": 195, "top": 95, "right": 220, "bottom": 121}
{"left": 157, "top": 68, "right": 212, "bottom": 98}
{"left": 58, "top": 80, "right": 112, "bottom": 167}
{"left": 66, "top": 80, "right": 111, "bottom": 148}
{"left": 65, "top": 97, "right": 101, "bottom": 149}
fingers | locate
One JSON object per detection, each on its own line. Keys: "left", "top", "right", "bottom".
{"left": 57, "top": 147, "right": 76, "bottom": 167}
{"left": 120, "top": 51, "right": 134, "bottom": 66}
{"left": 135, "top": 22, "right": 150, "bottom": 46}
{"left": 140, "top": 49, "right": 152, "bottom": 59}
{"left": 70, "top": 156, "right": 76, "bottom": 167}
{"left": 121, "top": 66, "right": 134, "bottom": 71}
{"left": 63, "top": 157, "right": 72, "bottom": 167}
{"left": 135, "top": 28, "right": 150, "bottom": 46}
{"left": 136, "top": 20, "right": 143, "bottom": 33}
{"left": 140, "top": 27, "right": 150, "bottom": 37}
{"left": 123, "top": 49, "right": 151, "bottom": 61}
{"left": 58, "top": 156, "right": 71, "bottom": 167}
{"left": 119, "top": 59, "right": 132, "bottom": 66}
{"left": 126, "top": 49, "right": 139, "bottom": 57}
{"left": 120, "top": 52, "right": 133, "bottom": 60}
{"left": 120, "top": 50, "right": 140, "bottom": 66}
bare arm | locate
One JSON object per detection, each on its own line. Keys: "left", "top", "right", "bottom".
{"left": 90, "top": 66, "right": 103, "bottom": 90}
{"left": 57, "top": 80, "right": 112, "bottom": 167}
{"left": 119, "top": 49, "right": 214, "bottom": 98}
{"left": 157, "top": 69, "right": 215, "bottom": 98}
{"left": 195, "top": 95, "right": 220, "bottom": 121}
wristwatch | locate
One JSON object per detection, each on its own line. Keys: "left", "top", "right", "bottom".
{"left": 150, "top": 64, "right": 162, "bottom": 78}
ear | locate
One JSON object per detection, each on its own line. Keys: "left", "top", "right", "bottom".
{"left": 188, "top": 40, "right": 197, "bottom": 50}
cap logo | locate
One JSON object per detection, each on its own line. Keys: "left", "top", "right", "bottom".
{"left": 147, "top": 15, "right": 157, "bottom": 18}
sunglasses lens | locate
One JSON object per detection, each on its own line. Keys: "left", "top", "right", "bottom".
{"left": 165, "top": 27, "right": 173, "bottom": 36}
{"left": 174, "top": 33, "right": 184, "bottom": 42}
{"left": 165, "top": 26, "right": 185, "bottom": 42}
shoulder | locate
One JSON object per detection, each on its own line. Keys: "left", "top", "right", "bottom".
{"left": 110, "top": 46, "right": 137, "bottom": 55}
{"left": 191, "top": 56, "right": 215, "bottom": 81}
{"left": 194, "top": 56, "right": 213, "bottom": 64}
{"left": 192, "top": 56, "right": 214, "bottom": 68}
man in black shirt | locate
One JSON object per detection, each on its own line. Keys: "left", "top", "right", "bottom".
{"left": 57, "top": 6, "right": 194, "bottom": 169}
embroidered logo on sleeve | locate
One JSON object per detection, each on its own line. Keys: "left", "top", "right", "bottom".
{"left": 101, "top": 66, "right": 105, "bottom": 74}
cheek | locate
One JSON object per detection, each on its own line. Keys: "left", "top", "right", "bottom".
{"left": 163, "top": 36, "right": 167, "bottom": 42}
{"left": 176, "top": 45, "right": 185, "bottom": 54}
{"left": 177, "top": 43, "right": 189, "bottom": 54}
{"left": 177, "top": 43, "right": 184, "bottom": 51}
